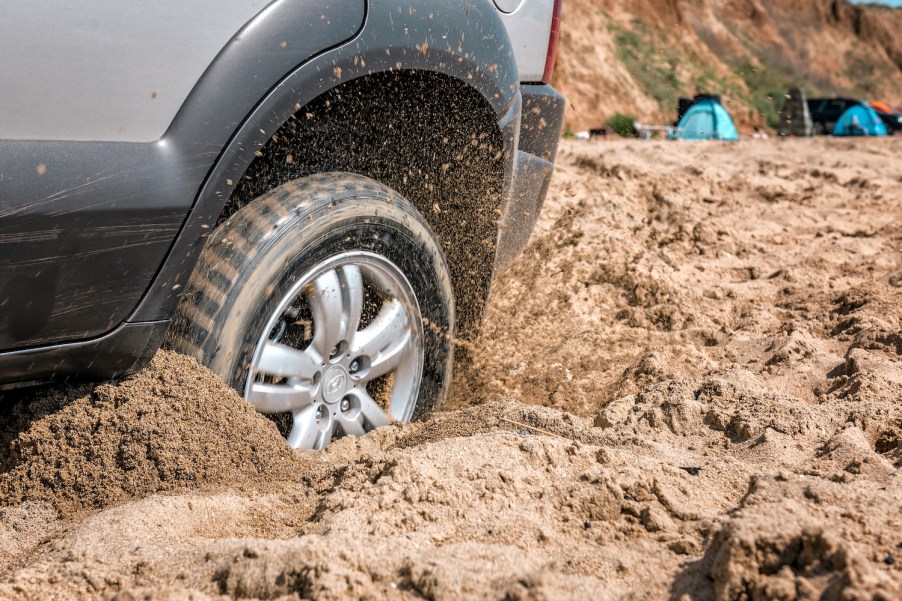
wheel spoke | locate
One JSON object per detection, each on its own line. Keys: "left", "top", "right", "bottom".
{"left": 351, "top": 299, "right": 413, "bottom": 376}
{"left": 309, "top": 266, "right": 365, "bottom": 356}
{"left": 256, "top": 341, "right": 320, "bottom": 380}
{"left": 340, "top": 265, "right": 364, "bottom": 342}
{"left": 287, "top": 405, "right": 325, "bottom": 449}
{"left": 350, "top": 388, "right": 390, "bottom": 429}
{"left": 247, "top": 382, "right": 313, "bottom": 414}
{"left": 311, "top": 423, "right": 334, "bottom": 450}
{"left": 309, "top": 270, "right": 344, "bottom": 355}
{"left": 367, "top": 331, "right": 413, "bottom": 381}
{"left": 337, "top": 413, "right": 367, "bottom": 437}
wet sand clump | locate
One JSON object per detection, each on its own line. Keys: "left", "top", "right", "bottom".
{"left": 0, "top": 351, "right": 303, "bottom": 515}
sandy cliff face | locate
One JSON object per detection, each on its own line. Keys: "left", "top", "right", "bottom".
{"left": 553, "top": 0, "right": 902, "bottom": 131}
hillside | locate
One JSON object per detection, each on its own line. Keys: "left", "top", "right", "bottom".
{"left": 552, "top": 0, "right": 902, "bottom": 131}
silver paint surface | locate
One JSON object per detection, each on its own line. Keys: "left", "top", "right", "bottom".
{"left": 0, "top": 0, "right": 270, "bottom": 142}
{"left": 0, "top": 0, "right": 553, "bottom": 142}
{"left": 498, "top": 0, "right": 555, "bottom": 82}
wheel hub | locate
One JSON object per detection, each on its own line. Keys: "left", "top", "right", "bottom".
{"left": 243, "top": 252, "right": 424, "bottom": 450}
{"left": 321, "top": 364, "right": 350, "bottom": 404}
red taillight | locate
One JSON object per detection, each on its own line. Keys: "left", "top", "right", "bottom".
{"left": 542, "top": 0, "right": 562, "bottom": 83}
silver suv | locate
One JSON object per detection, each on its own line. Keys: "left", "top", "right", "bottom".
{"left": 0, "top": 0, "right": 564, "bottom": 449}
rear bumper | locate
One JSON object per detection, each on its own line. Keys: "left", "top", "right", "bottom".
{"left": 495, "top": 84, "right": 565, "bottom": 269}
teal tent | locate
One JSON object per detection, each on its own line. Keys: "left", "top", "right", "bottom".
{"left": 832, "top": 104, "right": 887, "bottom": 136}
{"left": 674, "top": 98, "right": 739, "bottom": 140}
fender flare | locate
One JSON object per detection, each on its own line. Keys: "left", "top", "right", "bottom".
{"left": 131, "top": 0, "right": 521, "bottom": 322}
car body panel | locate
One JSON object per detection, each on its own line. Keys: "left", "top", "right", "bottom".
{"left": 0, "top": 140, "right": 189, "bottom": 351}
{"left": 0, "top": 0, "right": 366, "bottom": 352}
{"left": 0, "top": 0, "right": 272, "bottom": 142}
{"left": 497, "top": 0, "right": 555, "bottom": 82}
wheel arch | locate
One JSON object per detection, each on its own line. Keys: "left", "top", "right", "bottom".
{"left": 218, "top": 70, "right": 510, "bottom": 341}
{"left": 131, "top": 0, "right": 521, "bottom": 342}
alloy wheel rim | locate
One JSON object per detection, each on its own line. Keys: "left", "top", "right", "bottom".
{"left": 244, "top": 251, "right": 424, "bottom": 450}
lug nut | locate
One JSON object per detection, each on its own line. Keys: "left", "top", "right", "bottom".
{"left": 349, "top": 360, "right": 359, "bottom": 373}
{"left": 330, "top": 346, "right": 339, "bottom": 358}
{"left": 340, "top": 398, "right": 350, "bottom": 412}
{"left": 315, "top": 406, "right": 324, "bottom": 422}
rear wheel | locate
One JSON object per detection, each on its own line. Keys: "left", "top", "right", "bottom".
{"left": 166, "top": 173, "right": 455, "bottom": 449}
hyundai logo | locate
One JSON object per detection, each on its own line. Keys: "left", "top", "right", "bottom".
{"left": 326, "top": 373, "right": 346, "bottom": 395}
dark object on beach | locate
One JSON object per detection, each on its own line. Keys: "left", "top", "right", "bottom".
{"left": 588, "top": 126, "right": 617, "bottom": 139}
{"left": 807, "top": 97, "right": 859, "bottom": 135}
{"left": 778, "top": 88, "right": 813, "bottom": 137}
{"left": 874, "top": 109, "right": 902, "bottom": 134}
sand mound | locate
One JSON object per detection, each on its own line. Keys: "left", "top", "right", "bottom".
{"left": 705, "top": 476, "right": 902, "bottom": 600}
{"left": 0, "top": 351, "right": 303, "bottom": 515}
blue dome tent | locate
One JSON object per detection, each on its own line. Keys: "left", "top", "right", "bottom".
{"left": 832, "top": 103, "right": 887, "bottom": 136}
{"left": 674, "top": 97, "right": 739, "bottom": 140}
